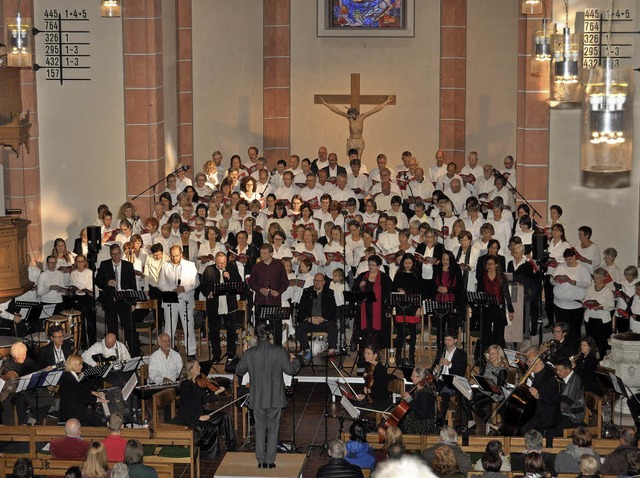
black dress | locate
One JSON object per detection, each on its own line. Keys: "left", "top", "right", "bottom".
{"left": 400, "top": 386, "right": 437, "bottom": 435}
{"left": 354, "top": 271, "right": 392, "bottom": 349}
{"left": 363, "top": 362, "right": 391, "bottom": 411}
{"left": 177, "top": 379, "right": 236, "bottom": 457}
{"left": 573, "top": 353, "right": 603, "bottom": 396}
{"left": 58, "top": 371, "right": 105, "bottom": 426}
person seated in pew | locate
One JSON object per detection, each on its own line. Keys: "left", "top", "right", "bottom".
{"left": 344, "top": 420, "right": 375, "bottom": 471}
{"left": 421, "top": 426, "right": 471, "bottom": 474}
{"left": 125, "top": 439, "right": 159, "bottom": 478}
{"left": 50, "top": 418, "right": 91, "bottom": 461}
{"left": 101, "top": 412, "right": 128, "bottom": 462}
{"left": 602, "top": 428, "right": 637, "bottom": 475}
{"left": 554, "top": 427, "right": 601, "bottom": 475}
{"left": 81, "top": 441, "right": 110, "bottom": 478}
{"left": 148, "top": 332, "right": 183, "bottom": 384}
{"left": 316, "top": 439, "right": 364, "bottom": 478}
{"left": 510, "top": 429, "right": 555, "bottom": 475}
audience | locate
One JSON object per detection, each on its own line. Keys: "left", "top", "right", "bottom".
{"left": 430, "top": 445, "right": 465, "bottom": 478}
{"left": 345, "top": 420, "right": 375, "bottom": 471}
{"left": 64, "top": 466, "right": 83, "bottom": 478}
{"left": 374, "top": 426, "right": 404, "bottom": 468}
{"left": 111, "top": 463, "right": 130, "bottom": 478}
{"left": 520, "top": 452, "right": 546, "bottom": 478}
{"left": 50, "top": 418, "right": 90, "bottom": 461}
{"left": 316, "top": 439, "right": 365, "bottom": 478}
{"left": 510, "top": 430, "right": 555, "bottom": 475}
{"left": 602, "top": 427, "right": 637, "bottom": 475}
{"left": 477, "top": 450, "right": 508, "bottom": 478}
{"left": 125, "top": 439, "right": 159, "bottom": 478}
{"left": 474, "top": 440, "right": 511, "bottom": 472}
{"left": 554, "top": 427, "right": 600, "bottom": 474}
{"left": 422, "top": 427, "right": 471, "bottom": 473}
{"left": 81, "top": 442, "right": 110, "bottom": 478}
{"left": 372, "top": 455, "right": 435, "bottom": 478}
{"left": 102, "top": 412, "right": 128, "bottom": 462}
{"left": 578, "top": 454, "right": 600, "bottom": 478}
{"left": 11, "top": 458, "right": 33, "bottom": 478}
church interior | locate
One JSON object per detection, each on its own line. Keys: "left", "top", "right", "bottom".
{"left": 0, "top": 0, "right": 640, "bottom": 476}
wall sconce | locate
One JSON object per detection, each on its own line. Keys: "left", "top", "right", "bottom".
{"left": 532, "top": 18, "right": 553, "bottom": 75}
{"left": 101, "top": 0, "right": 122, "bottom": 18}
{"left": 522, "top": 0, "right": 543, "bottom": 15}
{"left": 550, "top": 16, "right": 583, "bottom": 108}
{"left": 5, "top": 13, "right": 32, "bottom": 68}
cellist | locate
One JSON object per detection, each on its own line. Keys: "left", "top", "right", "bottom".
{"left": 399, "top": 367, "right": 437, "bottom": 435}
{"left": 518, "top": 346, "right": 560, "bottom": 436}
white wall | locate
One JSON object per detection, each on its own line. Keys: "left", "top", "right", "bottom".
{"left": 163, "top": 0, "right": 178, "bottom": 173}
{"left": 192, "top": 0, "right": 263, "bottom": 170}
{"left": 35, "top": 0, "right": 125, "bottom": 250}
{"left": 290, "top": 1, "right": 440, "bottom": 170}
{"left": 466, "top": 0, "right": 518, "bottom": 164}
{"left": 548, "top": 0, "right": 640, "bottom": 266}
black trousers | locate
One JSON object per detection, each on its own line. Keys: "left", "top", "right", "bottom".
{"left": 207, "top": 306, "right": 239, "bottom": 359}
{"left": 394, "top": 321, "right": 417, "bottom": 360}
{"left": 544, "top": 276, "right": 555, "bottom": 325}
{"left": 296, "top": 319, "right": 338, "bottom": 350}
{"left": 585, "top": 317, "right": 612, "bottom": 360}
{"left": 148, "top": 285, "right": 165, "bottom": 330}
{"left": 104, "top": 300, "right": 140, "bottom": 352}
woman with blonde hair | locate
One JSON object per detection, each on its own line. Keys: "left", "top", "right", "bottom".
{"left": 59, "top": 355, "right": 107, "bottom": 427}
{"left": 81, "top": 442, "right": 109, "bottom": 478}
{"left": 117, "top": 201, "right": 143, "bottom": 235}
{"left": 431, "top": 445, "right": 465, "bottom": 478}
{"left": 52, "top": 238, "right": 75, "bottom": 287}
{"left": 374, "top": 425, "right": 405, "bottom": 467}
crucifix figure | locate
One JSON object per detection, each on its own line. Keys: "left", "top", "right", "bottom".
{"left": 315, "top": 73, "right": 395, "bottom": 159}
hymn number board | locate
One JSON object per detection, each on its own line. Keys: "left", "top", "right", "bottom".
{"left": 39, "top": 7, "right": 91, "bottom": 84}
{"left": 582, "top": 4, "right": 635, "bottom": 69}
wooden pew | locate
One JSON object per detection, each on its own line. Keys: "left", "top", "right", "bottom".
{"left": 45, "top": 459, "right": 174, "bottom": 478}
{"left": 150, "top": 426, "right": 199, "bottom": 478}
{"left": 0, "top": 425, "right": 35, "bottom": 458}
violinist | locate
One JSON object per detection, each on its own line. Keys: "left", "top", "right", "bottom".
{"left": 176, "top": 358, "right": 236, "bottom": 458}
{"left": 399, "top": 367, "right": 437, "bottom": 435}
{"left": 431, "top": 330, "right": 467, "bottom": 425}
{"left": 518, "top": 346, "right": 560, "bottom": 436}
{"left": 471, "top": 345, "right": 508, "bottom": 435}
{"left": 148, "top": 333, "right": 183, "bottom": 384}
{"left": 357, "top": 344, "right": 391, "bottom": 410}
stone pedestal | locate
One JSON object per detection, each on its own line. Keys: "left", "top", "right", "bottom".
{"left": 600, "top": 332, "right": 640, "bottom": 416}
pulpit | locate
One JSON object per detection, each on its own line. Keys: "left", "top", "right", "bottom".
{"left": 0, "top": 217, "right": 32, "bottom": 299}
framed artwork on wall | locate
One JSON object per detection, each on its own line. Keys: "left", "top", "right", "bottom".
{"left": 317, "top": 0, "right": 415, "bottom": 37}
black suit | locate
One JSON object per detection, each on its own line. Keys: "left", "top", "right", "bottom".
{"left": 320, "top": 165, "right": 347, "bottom": 178}
{"left": 431, "top": 346, "right": 468, "bottom": 422}
{"left": 248, "top": 231, "right": 264, "bottom": 249}
{"left": 520, "top": 363, "right": 561, "bottom": 435}
{"left": 415, "top": 242, "right": 445, "bottom": 299}
{"left": 95, "top": 259, "right": 140, "bottom": 353}
{"left": 38, "top": 341, "right": 72, "bottom": 368}
{"left": 201, "top": 262, "right": 243, "bottom": 360}
{"left": 296, "top": 285, "right": 338, "bottom": 350}
{"left": 316, "top": 458, "right": 365, "bottom": 478}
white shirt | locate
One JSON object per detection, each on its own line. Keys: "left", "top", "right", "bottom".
{"left": 460, "top": 164, "right": 483, "bottom": 194}
{"left": 552, "top": 263, "right": 592, "bottom": 310}
{"left": 347, "top": 173, "right": 368, "bottom": 199}
{"left": 158, "top": 259, "right": 199, "bottom": 300}
{"left": 149, "top": 348, "right": 184, "bottom": 384}
{"left": 299, "top": 186, "right": 324, "bottom": 205}
{"left": 69, "top": 268, "right": 93, "bottom": 295}
{"left": 144, "top": 254, "right": 168, "bottom": 288}
{"left": 402, "top": 180, "right": 434, "bottom": 208}
{"left": 274, "top": 184, "right": 300, "bottom": 203}
{"left": 176, "top": 176, "right": 192, "bottom": 191}
{"left": 475, "top": 175, "right": 496, "bottom": 197}
{"left": 442, "top": 347, "right": 455, "bottom": 375}
{"left": 82, "top": 339, "right": 131, "bottom": 367}
{"left": 583, "top": 284, "right": 615, "bottom": 323}
{"left": 574, "top": 242, "right": 602, "bottom": 275}
{"left": 436, "top": 174, "right": 463, "bottom": 193}
{"left": 38, "top": 269, "right": 65, "bottom": 303}
{"left": 448, "top": 188, "right": 471, "bottom": 215}
{"left": 429, "top": 165, "right": 447, "bottom": 184}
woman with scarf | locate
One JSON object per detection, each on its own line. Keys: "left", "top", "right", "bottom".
{"left": 354, "top": 254, "right": 392, "bottom": 350}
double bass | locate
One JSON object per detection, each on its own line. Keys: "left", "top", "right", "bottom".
{"left": 495, "top": 341, "right": 559, "bottom": 436}
{"left": 377, "top": 371, "right": 435, "bottom": 443}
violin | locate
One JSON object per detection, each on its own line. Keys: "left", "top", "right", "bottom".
{"left": 364, "top": 363, "right": 375, "bottom": 405}
{"left": 195, "top": 373, "right": 228, "bottom": 397}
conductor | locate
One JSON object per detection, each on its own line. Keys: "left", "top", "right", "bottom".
{"left": 236, "top": 323, "right": 301, "bottom": 469}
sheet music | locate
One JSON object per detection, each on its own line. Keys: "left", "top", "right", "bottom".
{"left": 328, "top": 379, "right": 343, "bottom": 397}
{"left": 123, "top": 373, "right": 138, "bottom": 401}
{"left": 44, "top": 370, "right": 63, "bottom": 387}
{"left": 341, "top": 395, "right": 360, "bottom": 419}
{"left": 452, "top": 375, "right": 473, "bottom": 400}
{"left": 39, "top": 304, "right": 56, "bottom": 319}
{"left": 610, "top": 372, "right": 624, "bottom": 396}
{"left": 0, "top": 378, "right": 5, "bottom": 391}
{"left": 18, "top": 308, "right": 29, "bottom": 319}
{"left": 503, "top": 349, "right": 518, "bottom": 367}
{"left": 241, "top": 372, "right": 292, "bottom": 386}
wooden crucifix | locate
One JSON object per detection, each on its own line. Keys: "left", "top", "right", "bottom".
{"left": 315, "top": 73, "right": 396, "bottom": 158}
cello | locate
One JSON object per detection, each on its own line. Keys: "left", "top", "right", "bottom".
{"left": 377, "top": 371, "right": 434, "bottom": 443}
{"left": 493, "top": 341, "right": 559, "bottom": 436}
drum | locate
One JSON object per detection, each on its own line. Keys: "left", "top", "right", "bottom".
{"left": 61, "top": 309, "right": 82, "bottom": 352}
{"left": 44, "top": 315, "right": 71, "bottom": 338}
{"left": 25, "top": 331, "right": 51, "bottom": 348}
{"left": 0, "top": 336, "right": 22, "bottom": 358}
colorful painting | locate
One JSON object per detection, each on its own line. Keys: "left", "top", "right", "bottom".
{"left": 329, "top": 0, "right": 406, "bottom": 29}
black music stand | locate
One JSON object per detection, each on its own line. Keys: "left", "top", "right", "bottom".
{"left": 466, "top": 291, "right": 498, "bottom": 368}
{"left": 257, "top": 306, "right": 291, "bottom": 344}
{"left": 423, "top": 300, "right": 456, "bottom": 349}
{"left": 115, "top": 290, "right": 147, "bottom": 302}
{"left": 161, "top": 291, "right": 179, "bottom": 351}
{"left": 10, "top": 301, "right": 41, "bottom": 336}
{"left": 390, "top": 292, "right": 422, "bottom": 367}
{"left": 344, "top": 290, "right": 376, "bottom": 375}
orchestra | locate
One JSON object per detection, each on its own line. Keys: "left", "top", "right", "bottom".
{"left": 0, "top": 147, "right": 635, "bottom": 476}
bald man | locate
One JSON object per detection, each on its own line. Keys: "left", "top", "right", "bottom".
{"left": 82, "top": 333, "right": 131, "bottom": 367}
{"left": 50, "top": 418, "right": 90, "bottom": 460}
{"left": 148, "top": 332, "right": 183, "bottom": 384}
